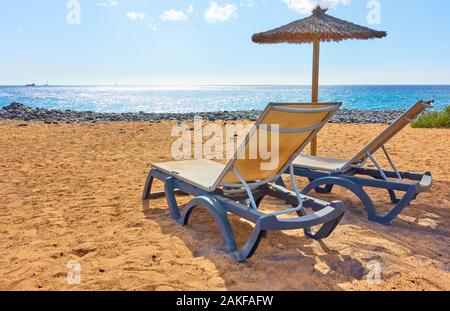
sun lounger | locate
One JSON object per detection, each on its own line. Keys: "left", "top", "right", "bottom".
{"left": 142, "top": 103, "right": 345, "bottom": 261}
{"left": 287, "top": 100, "right": 434, "bottom": 225}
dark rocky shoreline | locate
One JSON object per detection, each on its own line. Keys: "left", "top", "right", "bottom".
{"left": 0, "top": 102, "right": 405, "bottom": 124}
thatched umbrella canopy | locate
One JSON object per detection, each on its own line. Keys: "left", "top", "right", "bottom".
{"left": 252, "top": 6, "right": 387, "bottom": 155}
{"left": 252, "top": 6, "right": 386, "bottom": 44}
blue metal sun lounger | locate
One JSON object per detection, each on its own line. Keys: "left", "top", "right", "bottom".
{"left": 286, "top": 100, "right": 434, "bottom": 225}
{"left": 143, "top": 102, "right": 345, "bottom": 261}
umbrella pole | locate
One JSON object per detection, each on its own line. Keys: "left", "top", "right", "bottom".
{"left": 311, "top": 37, "right": 320, "bottom": 155}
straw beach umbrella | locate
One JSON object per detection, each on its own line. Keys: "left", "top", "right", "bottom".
{"left": 252, "top": 6, "right": 387, "bottom": 155}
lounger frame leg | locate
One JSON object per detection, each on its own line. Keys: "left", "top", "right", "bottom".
{"left": 303, "top": 176, "right": 376, "bottom": 215}
{"left": 182, "top": 196, "right": 237, "bottom": 253}
{"left": 142, "top": 172, "right": 155, "bottom": 201}
{"left": 252, "top": 195, "right": 266, "bottom": 209}
{"left": 374, "top": 186, "right": 418, "bottom": 224}
{"left": 232, "top": 224, "right": 266, "bottom": 262}
{"left": 143, "top": 169, "right": 187, "bottom": 200}
{"left": 308, "top": 178, "right": 334, "bottom": 194}
{"left": 164, "top": 177, "right": 183, "bottom": 222}
{"left": 302, "top": 176, "right": 421, "bottom": 225}
{"left": 275, "top": 177, "right": 287, "bottom": 188}
{"left": 265, "top": 184, "right": 346, "bottom": 240}
{"left": 369, "top": 175, "right": 402, "bottom": 204}
{"left": 184, "top": 196, "right": 268, "bottom": 261}
{"left": 387, "top": 190, "right": 401, "bottom": 204}
{"left": 296, "top": 206, "right": 344, "bottom": 240}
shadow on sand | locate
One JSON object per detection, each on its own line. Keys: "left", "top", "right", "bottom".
{"left": 143, "top": 196, "right": 368, "bottom": 291}
{"left": 141, "top": 179, "right": 450, "bottom": 290}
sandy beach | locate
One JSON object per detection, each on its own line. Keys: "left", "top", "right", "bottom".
{"left": 0, "top": 120, "right": 448, "bottom": 291}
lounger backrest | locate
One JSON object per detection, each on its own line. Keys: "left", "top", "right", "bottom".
{"left": 345, "top": 100, "right": 433, "bottom": 168}
{"left": 212, "top": 102, "right": 341, "bottom": 189}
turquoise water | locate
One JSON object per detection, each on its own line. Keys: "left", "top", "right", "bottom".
{"left": 0, "top": 85, "right": 449, "bottom": 113}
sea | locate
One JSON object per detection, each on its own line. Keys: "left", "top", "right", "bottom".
{"left": 0, "top": 85, "right": 449, "bottom": 113}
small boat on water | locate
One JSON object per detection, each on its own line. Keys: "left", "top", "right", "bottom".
{"left": 25, "top": 83, "right": 36, "bottom": 87}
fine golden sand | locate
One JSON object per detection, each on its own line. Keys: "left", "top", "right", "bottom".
{"left": 0, "top": 120, "right": 448, "bottom": 291}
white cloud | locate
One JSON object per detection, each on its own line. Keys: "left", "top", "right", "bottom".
{"left": 95, "top": 0, "right": 118, "bottom": 7}
{"left": 281, "top": 0, "right": 351, "bottom": 14}
{"left": 126, "top": 11, "right": 147, "bottom": 21}
{"left": 204, "top": 2, "right": 238, "bottom": 24}
{"left": 161, "top": 10, "right": 188, "bottom": 22}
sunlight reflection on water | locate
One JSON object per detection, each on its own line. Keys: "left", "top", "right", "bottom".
{"left": 0, "top": 85, "right": 448, "bottom": 113}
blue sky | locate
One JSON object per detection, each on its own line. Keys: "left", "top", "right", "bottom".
{"left": 0, "top": 0, "right": 449, "bottom": 85}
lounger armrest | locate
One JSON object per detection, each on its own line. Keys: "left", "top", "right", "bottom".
{"left": 417, "top": 172, "right": 432, "bottom": 192}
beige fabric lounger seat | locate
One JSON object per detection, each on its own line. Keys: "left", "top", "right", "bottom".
{"left": 293, "top": 155, "right": 349, "bottom": 172}
{"left": 152, "top": 159, "right": 225, "bottom": 192}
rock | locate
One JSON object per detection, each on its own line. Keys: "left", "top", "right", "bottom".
{"left": 0, "top": 102, "right": 405, "bottom": 125}
{"left": 2, "top": 102, "right": 28, "bottom": 111}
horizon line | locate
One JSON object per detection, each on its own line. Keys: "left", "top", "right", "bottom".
{"left": 1, "top": 83, "right": 450, "bottom": 87}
